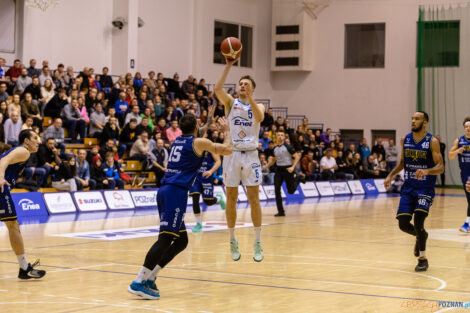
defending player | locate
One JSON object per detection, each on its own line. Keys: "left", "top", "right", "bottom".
{"left": 215, "top": 55, "right": 265, "bottom": 262}
{"left": 128, "top": 115, "right": 232, "bottom": 300}
{"left": 0, "top": 129, "right": 46, "bottom": 279}
{"left": 448, "top": 117, "right": 470, "bottom": 232}
{"left": 385, "top": 112, "right": 444, "bottom": 272}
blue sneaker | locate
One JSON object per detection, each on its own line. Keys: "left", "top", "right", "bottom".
{"left": 460, "top": 222, "right": 470, "bottom": 233}
{"left": 128, "top": 281, "right": 160, "bottom": 300}
{"left": 144, "top": 279, "right": 159, "bottom": 293}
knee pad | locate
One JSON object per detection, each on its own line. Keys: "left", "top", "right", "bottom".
{"left": 203, "top": 197, "right": 218, "bottom": 206}
{"left": 173, "top": 231, "right": 189, "bottom": 252}
{"left": 397, "top": 215, "right": 413, "bottom": 232}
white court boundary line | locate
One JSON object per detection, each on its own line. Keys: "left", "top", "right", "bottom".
{"left": 0, "top": 263, "right": 114, "bottom": 280}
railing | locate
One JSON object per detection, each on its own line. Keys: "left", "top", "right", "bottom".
{"left": 271, "top": 107, "right": 288, "bottom": 119}
{"left": 287, "top": 114, "right": 306, "bottom": 130}
{"left": 256, "top": 99, "right": 271, "bottom": 109}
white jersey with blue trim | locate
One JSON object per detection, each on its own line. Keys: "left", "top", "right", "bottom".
{"left": 227, "top": 98, "right": 260, "bottom": 151}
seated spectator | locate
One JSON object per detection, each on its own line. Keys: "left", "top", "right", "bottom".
{"left": 363, "top": 155, "right": 381, "bottom": 179}
{"left": 8, "top": 93, "right": 21, "bottom": 118}
{"left": 153, "top": 95, "right": 164, "bottom": 120}
{"left": 63, "top": 66, "right": 75, "bottom": 89}
{"left": 14, "top": 68, "right": 32, "bottom": 94}
{"left": 359, "top": 138, "right": 371, "bottom": 160}
{"left": 77, "top": 97, "right": 89, "bottom": 126}
{"left": 335, "top": 150, "right": 354, "bottom": 180}
{"left": 86, "top": 145, "right": 100, "bottom": 165}
{"left": 4, "top": 111, "right": 22, "bottom": 146}
{"left": 39, "top": 66, "right": 53, "bottom": 87}
{"left": 52, "top": 69, "right": 64, "bottom": 90}
{"left": 321, "top": 128, "right": 331, "bottom": 145}
{"left": 115, "top": 91, "right": 129, "bottom": 126}
{"left": 23, "top": 75, "right": 42, "bottom": 103}
{"left": 27, "top": 59, "right": 40, "bottom": 77}
{"left": 75, "top": 149, "right": 96, "bottom": 190}
{"left": 150, "top": 138, "right": 168, "bottom": 187}
{"left": 372, "top": 140, "right": 386, "bottom": 160}
{"left": 0, "top": 100, "right": 8, "bottom": 121}
{"left": 140, "top": 107, "right": 154, "bottom": 131}
{"left": 329, "top": 141, "right": 338, "bottom": 159}
{"left": 385, "top": 139, "right": 398, "bottom": 172}
{"left": 43, "top": 117, "right": 66, "bottom": 155}
{"left": 0, "top": 58, "right": 7, "bottom": 81}
{"left": 44, "top": 88, "right": 68, "bottom": 118}
{"left": 105, "top": 106, "right": 116, "bottom": 123}
{"left": 129, "top": 132, "right": 156, "bottom": 169}
{"left": 154, "top": 118, "right": 168, "bottom": 143}
{"left": 20, "top": 92, "right": 42, "bottom": 129}
{"left": 37, "top": 138, "right": 61, "bottom": 186}
{"left": 120, "top": 118, "right": 138, "bottom": 148}
{"left": 21, "top": 115, "right": 34, "bottom": 131}
{"left": 353, "top": 152, "right": 364, "bottom": 178}
{"left": 52, "top": 155, "right": 77, "bottom": 191}
{"left": 268, "top": 124, "right": 277, "bottom": 142}
{"left": 23, "top": 152, "right": 47, "bottom": 186}
{"left": 89, "top": 102, "right": 106, "bottom": 137}
{"left": 101, "top": 117, "right": 126, "bottom": 157}
{"left": 125, "top": 105, "right": 142, "bottom": 126}
{"left": 274, "top": 116, "right": 284, "bottom": 129}
{"left": 301, "top": 150, "right": 320, "bottom": 181}
{"left": 214, "top": 101, "right": 225, "bottom": 119}
{"left": 320, "top": 148, "right": 337, "bottom": 180}
{"left": 5, "top": 59, "right": 21, "bottom": 88}
{"left": 61, "top": 99, "right": 86, "bottom": 142}
{"left": 102, "top": 151, "right": 125, "bottom": 189}
{"left": 259, "top": 131, "right": 272, "bottom": 151}
{"left": 261, "top": 108, "right": 274, "bottom": 129}
{"left": 134, "top": 72, "right": 143, "bottom": 90}
{"left": 136, "top": 116, "right": 153, "bottom": 137}
{"left": 40, "top": 79, "right": 55, "bottom": 113}
{"left": 0, "top": 82, "right": 8, "bottom": 102}
{"left": 90, "top": 155, "right": 108, "bottom": 189}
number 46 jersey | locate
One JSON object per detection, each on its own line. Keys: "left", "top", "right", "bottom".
{"left": 161, "top": 135, "right": 204, "bottom": 189}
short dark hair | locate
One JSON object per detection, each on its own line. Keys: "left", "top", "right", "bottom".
{"left": 416, "top": 111, "right": 429, "bottom": 122}
{"left": 14, "top": 59, "right": 20, "bottom": 63}
{"left": 19, "top": 129, "right": 34, "bottom": 144}
{"left": 130, "top": 118, "right": 137, "bottom": 123}
{"left": 464, "top": 117, "right": 470, "bottom": 126}
{"left": 180, "top": 114, "right": 197, "bottom": 135}
{"left": 239, "top": 75, "right": 256, "bottom": 89}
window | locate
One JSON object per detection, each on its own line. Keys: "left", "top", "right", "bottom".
{"left": 0, "top": 0, "right": 16, "bottom": 53}
{"left": 417, "top": 20, "right": 460, "bottom": 67}
{"left": 213, "top": 21, "right": 253, "bottom": 68}
{"left": 344, "top": 23, "right": 385, "bottom": 68}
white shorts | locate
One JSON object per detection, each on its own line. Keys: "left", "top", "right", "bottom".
{"left": 223, "top": 150, "right": 261, "bottom": 187}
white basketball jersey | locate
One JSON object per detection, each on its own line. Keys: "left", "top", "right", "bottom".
{"left": 227, "top": 98, "right": 260, "bottom": 151}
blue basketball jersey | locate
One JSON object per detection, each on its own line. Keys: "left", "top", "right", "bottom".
{"left": 199, "top": 152, "right": 214, "bottom": 174}
{"left": 0, "top": 146, "right": 27, "bottom": 186}
{"left": 161, "top": 135, "right": 204, "bottom": 188}
{"left": 458, "top": 135, "right": 470, "bottom": 182}
{"left": 403, "top": 132, "right": 436, "bottom": 189}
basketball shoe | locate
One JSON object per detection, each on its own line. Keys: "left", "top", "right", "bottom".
{"left": 415, "top": 258, "right": 429, "bottom": 272}
{"left": 18, "top": 260, "right": 46, "bottom": 279}
{"left": 460, "top": 222, "right": 470, "bottom": 233}
{"left": 128, "top": 281, "right": 160, "bottom": 300}
{"left": 144, "top": 279, "right": 160, "bottom": 294}
{"left": 192, "top": 222, "right": 203, "bottom": 233}
{"left": 230, "top": 239, "right": 241, "bottom": 261}
{"left": 253, "top": 241, "right": 264, "bottom": 262}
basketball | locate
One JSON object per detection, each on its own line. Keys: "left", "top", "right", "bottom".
{"left": 220, "top": 37, "right": 242, "bottom": 61}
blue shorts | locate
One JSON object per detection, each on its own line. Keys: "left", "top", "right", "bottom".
{"left": 157, "top": 184, "right": 188, "bottom": 237}
{"left": 189, "top": 175, "right": 215, "bottom": 201}
{"left": 0, "top": 186, "right": 17, "bottom": 222}
{"left": 397, "top": 187, "right": 435, "bottom": 218}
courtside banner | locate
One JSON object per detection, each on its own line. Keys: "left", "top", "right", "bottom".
{"left": 131, "top": 189, "right": 158, "bottom": 209}
{"left": 330, "top": 182, "right": 351, "bottom": 195}
{"left": 374, "top": 179, "right": 387, "bottom": 193}
{"left": 315, "top": 182, "right": 335, "bottom": 196}
{"left": 237, "top": 185, "right": 248, "bottom": 202}
{"left": 11, "top": 192, "right": 49, "bottom": 218}
{"left": 282, "top": 183, "right": 304, "bottom": 200}
{"left": 348, "top": 180, "right": 365, "bottom": 194}
{"left": 103, "top": 190, "right": 135, "bottom": 210}
{"left": 360, "top": 179, "right": 379, "bottom": 194}
{"left": 43, "top": 192, "right": 77, "bottom": 214}
{"left": 263, "top": 185, "right": 286, "bottom": 199}
{"left": 73, "top": 191, "right": 107, "bottom": 212}
{"left": 300, "top": 182, "right": 319, "bottom": 197}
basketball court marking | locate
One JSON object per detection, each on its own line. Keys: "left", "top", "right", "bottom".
{"left": 0, "top": 301, "right": 177, "bottom": 312}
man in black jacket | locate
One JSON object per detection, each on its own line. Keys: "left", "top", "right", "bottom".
{"left": 120, "top": 118, "right": 138, "bottom": 151}
{"left": 37, "top": 138, "right": 61, "bottom": 187}
{"left": 101, "top": 116, "right": 126, "bottom": 157}
{"left": 44, "top": 88, "right": 67, "bottom": 118}
{"left": 100, "top": 67, "right": 114, "bottom": 91}
{"left": 23, "top": 76, "right": 42, "bottom": 101}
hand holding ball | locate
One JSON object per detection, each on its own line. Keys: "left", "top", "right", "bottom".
{"left": 221, "top": 37, "right": 242, "bottom": 63}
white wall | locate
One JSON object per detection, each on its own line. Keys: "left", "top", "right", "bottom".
{"left": 21, "top": 0, "right": 114, "bottom": 71}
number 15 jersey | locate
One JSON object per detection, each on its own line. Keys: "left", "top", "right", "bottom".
{"left": 161, "top": 135, "right": 204, "bottom": 188}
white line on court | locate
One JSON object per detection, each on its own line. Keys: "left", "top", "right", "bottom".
{"left": 0, "top": 301, "right": 175, "bottom": 312}
{"left": 191, "top": 293, "right": 211, "bottom": 296}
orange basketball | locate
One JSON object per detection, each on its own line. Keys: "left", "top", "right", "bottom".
{"left": 220, "top": 37, "right": 242, "bottom": 61}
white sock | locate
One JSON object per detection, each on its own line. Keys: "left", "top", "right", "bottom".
{"left": 229, "top": 227, "right": 236, "bottom": 242}
{"left": 146, "top": 265, "right": 162, "bottom": 281}
{"left": 466, "top": 216, "right": 470, "bottom": 224}
{"left": 17, "top": 254, "right": 28, "bottom": 270}
{"left": 254, "top": 227, "right": 261, "bottom": 242}
{"left": 195, "top": 216, "right": 202, "bottom": 224}
{"left": 135, "top": 266, "right": 151, "bottom": 283}
{"left": 419, "top": 251, "right": 426, "bottom": 258}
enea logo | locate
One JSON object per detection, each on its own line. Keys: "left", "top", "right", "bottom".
{"left": 365, "top": 183, "right": 377, "bottom": 191}
{"left": 78, "top": 198, "right": 103, "bottom": 204}
{"left": 233, "top": 117, "right": 252, "bottom": 127}
{"left": 19, "top": 199, "right": 40, "bottom": 211}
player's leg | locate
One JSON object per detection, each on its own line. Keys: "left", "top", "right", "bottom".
{"left": 413, "top": 191, "right": 433, "bottom": 272}
{"left": 190, "top": 179, "right": 203, "bottom": 232}
{"left": 396, "top": 190, "right": 420, "bottom": 256}
{"left": 460, "top": 174, "right": 470, "bottom": 232}
{"left": 273, "top": 169, "right": 285, "bottom": 216}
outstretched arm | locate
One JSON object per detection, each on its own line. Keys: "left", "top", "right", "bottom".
{"left": 194, "top": 117, "right": 233, "bottom": 156}
{"left": 198, "top": 104, "right": 215, "bottom": 137}
{"left": 214, "top": 58, "right": 238, "bottom": 116}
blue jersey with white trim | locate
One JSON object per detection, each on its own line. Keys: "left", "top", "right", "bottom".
{"left": 457, "top": 136, "right": 470, "bottom": 179}
{"left": 198, "top": 152, "right": 214, "bottom": 174}
{"left": 0, "top": 147, "right": 27, "bottom": 186}
{"left": 403, "top": 132, "right": 436, "bottom": 189}
{"left": 161, "top": 135, "right": 204, "bottom": 188}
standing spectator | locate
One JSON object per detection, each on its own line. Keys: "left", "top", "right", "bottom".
{"left": 320, "top": 148, "right": 337, "bottom": 180}
{"left": 372, "top": 139, "right": 386, "bottom": 161}
{"left": 4, "top": 111, "right": 22, "bottom": 146}
{"left": 436, "top": 135, "right": 446, "bottom": 186}
{"left": 78, "top": 67, "right": 90, "bottom": 90}
{"left": 115, "top": 91, "right": 128, "bottom": 126}
{"left": 89, "top": 102, "right": 106, "bottom": 137}
{"left": 133, "top": 72, "right": 143, "bottom": 90}
{"left": 385, "top": 139, "right": 398, "bottom": 172}
{"left": 166, "top": 120, "right": 182, "bottom": 143}
{"left": 300, "top": 117, "right": 309, "bottom": 134}
{"left": 52, "top": 155, "right": 77, "bottom": 191}
{"left": 23, "top": 152, "right": 47, "bottom": 186}
{"left": 359, "top": 138, "right": 371, "bottom": 160}
{"left": 27, "top": 59, "right": 40, "bottom": 77}
{"left": 182, "top": 74, "right": 195, "bottom": 98}
{"left": 102, "top": 151, "right": 125, "bottom": 189}
{"left": 100, "top": 67, "right": 113, "bottom": 92}
{"left": 44, "top": 88, "right": 68, "bottom": 118}
{"left": 61, "top": 99, "right": 86, "bottom": 142}
{"left": 14, "top": 68, "right": 32, "bottom": 94}
{"left": 37, "top": 138, "right": 61, "bottom": 186}
{"left": 20, "top": 92, "right": 42, "bottom": 128}
{"left": 261, "top": 108, "right": 274, "bottom": 129}
{"left": 165, "top": 73, "right": 183, "bottom": 99}
{"left": 75, "top": 149, "right": 96, "bottom": 190}
{"left": 43, "top": 118, "right": 66, "bottom": 156}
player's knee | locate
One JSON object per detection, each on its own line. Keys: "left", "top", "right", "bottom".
{"left": 414, "top": 212, "right": 427, "bottom": 231}
{"left": 397, "top": 215, "right": 412, "bottom": 232}
{"left": 173, "top": 232, "right": 189, "bottom": 252}
{"left": 4, "top": 220, "right": 19, "bottom": 231}
{"left": 203, "top": 197, "right": 217, "bottom": 206}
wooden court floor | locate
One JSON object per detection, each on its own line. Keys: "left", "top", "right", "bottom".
{"left": 1, "top": 188, "right": 470, "bottom": 313}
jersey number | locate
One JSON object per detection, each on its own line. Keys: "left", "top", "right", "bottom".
{"left": 169, "top": 146, "right": 182, "bottom": 162}
{"left": 248, "top": 109, "right": 253, "bottom": 119}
